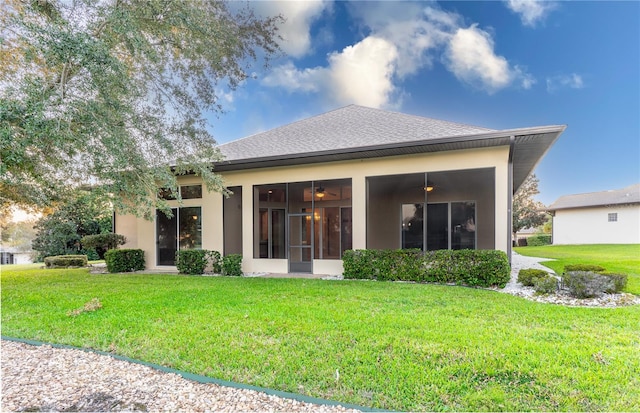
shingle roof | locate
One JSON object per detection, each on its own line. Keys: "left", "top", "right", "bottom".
{"left": 219, "top": 105, "right": 493, "bottom": 161}
{"left": 548, "top": 184, "right": 640, "bottom": 210}
{"left": 215, "top": 105, "right": 565, "bottom": 192}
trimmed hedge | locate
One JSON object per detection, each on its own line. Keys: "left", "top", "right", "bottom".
{"left": 564, "top": 264, "right": 606, "bottom": 273}
{"left": 44, "top": 255, "right": 88, "bottom": 268}
{"left": 517, "top": 269, "right": 548, "bottom": 286}
{"left": 81, "top": 233, "right": 127, "bottom": 259}
{"left": 175, "top": 250, "right": 222, "bottom": 275}
{"left": 526, "top": 234, "right": 552, "bottom": 246}
{"left": 222, "top": 254, "right": 243, "bottom": 276}
{"left": 104, "top": 249, "right": 145, "bottom": 273}
{"left": 342, "top": 249, "right": 510, "bottom": 288}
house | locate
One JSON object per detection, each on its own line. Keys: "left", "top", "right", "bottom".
{"left": 115, "top": 105, "right": 565, "bottom": 274}
{"left": 0, "top": 247, "right": 33, "bottom": 265}
{"left": 548, "top": 184, "right": 640, "bottom": 245}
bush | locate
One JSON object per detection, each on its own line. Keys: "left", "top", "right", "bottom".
{"left": 517, "top": 269, "right": 549, "bottom": 287}
{"left": 222, "top": 254, "right": 243, "bottom": 276}
{"left": 342, "top": 249, "right": 510, "bottom": 288}
{"left": 44, "top": 255, "right": 88, "bottom": 268}
{"left": 533, "top": 275, "right": 558, "bottom": 294}
{"left": 563, "top": 271, "right": 614, "bottom": 298}
{"left": 526, "top": 234, "right": 552, "bottom": 246}
{"left": 176, "top": 250, "right": 209, "bottom": 274}
{"left": 104, "top": 249, "right": 145, "bottom": 273}
{"left": 564, "top": 264, "right": 606, "bottom": 273}
{"left": 603, "top": 273, "right": 627, "bottom": 293}
{"left": 81, "top": 233, "right": 127, "bottom": 259}
{"left": 175, "top": 250, "right": 222, "bottom": 275}
{"left": 209, "top": 250, "right": 222, "bottom": 274}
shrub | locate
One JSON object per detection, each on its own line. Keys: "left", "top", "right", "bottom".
{"left": 526, "top": 234, "right": 552, "bottom": 246}
{"left": 104, "top": 249, "right": 145, "bottom": 273}
{"left": 222, "top": 254, "right": 243, "bottom": 276}
{"left": 602, "top": 273, "right": 627, "bottom": 293}
{"left": 563, "top": 271, "right": 614, "bottom": 298}
{"left": 533, "top": 275, "right": 558, "bottom": 294}
{"left": 176, "top": 250, "right": 209, "bottom": 274}
{"left": 81, "top": 233, "right": 127, "bottom": 259}
{"left": 44, "top": 255, "right": 88, "bottom": 268}
{"left": 517, "top": 269, "right": 548, "bottom": 287}
{"left": 564, "top": 264, "right": 606, "bottom": 273}
{"left": 209, "top": 250, "right": 222, "bottom": 274}
{"left": 342, "top": 249, "right": 510, "bottom": 288}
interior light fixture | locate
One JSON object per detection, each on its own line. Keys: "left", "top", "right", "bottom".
{"left": 316, "top": 186, "right": 326, "bottom": 198}
{"left": 424, "top": 181, "right": 435, "bottom": 192}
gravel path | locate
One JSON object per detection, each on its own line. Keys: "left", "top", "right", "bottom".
{"left": 1, "top": 340, "right": 360, "bottom": 413}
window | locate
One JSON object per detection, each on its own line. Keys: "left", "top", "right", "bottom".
{"left": 401, "top": 201, "right": 476, "bottom": 251}
{"left": 253, "top": 180, "right": 352, "bottom": 260}
{"left": 254, "top": 184, "right": 286, "bottom": 259}
{"left": 181, "top": 185, "right": 202, "bottom": 199}
{"left": 156, "top": 207, "right": 202, "bottom": 265}
{"left": 158, "top": 185, "right": 202, "bottom": 200}
{"left": 608, "top": 213, "right": 618, "bottom": 222}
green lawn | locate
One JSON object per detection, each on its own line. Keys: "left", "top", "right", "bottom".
{"left": 2, "top": 267, "right": 640, "bottom": 411}
{"left": 515, "top": 244, "right": 640, "bottom": 295}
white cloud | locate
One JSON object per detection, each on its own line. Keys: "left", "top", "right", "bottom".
{"left": 262, "top": 61, "right": 326, "bottom": 93}
{"left": 505, "top": 0, "right": 556, "bottom": 27}
{"left": 252, "top": 1, "right": 330, "bottom": 58}
{"left": 546, "top": 73, "right": 585, "bottom": 92}
{"left": 262, "top": 3, "right": 534, "bottom": 107}
{"left": 262, "top": 37, "right": 399, "bottom": 108}
{"left": 327, "top": 37, "right": 398, "bottom": 107}
{"left": 444, "top": 25, "right": 534, "bottom": 93}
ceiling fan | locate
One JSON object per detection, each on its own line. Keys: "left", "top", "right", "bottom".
{"left": 315, "top": 185, "right": 338, "bottom": 199}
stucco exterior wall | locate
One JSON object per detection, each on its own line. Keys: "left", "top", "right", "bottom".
{"left": 116, "top": 145, "right": 511, "bottom": 273}
{"left": 552, "top": 204, "right": 640, "bottom": 245}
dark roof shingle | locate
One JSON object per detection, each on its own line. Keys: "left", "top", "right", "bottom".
{"left": 219, "top": 105, "right": 493, "bottom": 162}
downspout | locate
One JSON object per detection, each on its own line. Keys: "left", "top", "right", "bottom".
{"left": 507, "top": 136, "right": 515, "bottom": 267}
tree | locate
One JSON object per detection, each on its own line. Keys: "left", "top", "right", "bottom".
{"left": 1, "top": 0, "right": 281, "bottom": 219}
{"left": 31, "top": 190, "right": 112, "bottom": 260}
{"left": 513, "top": 174, "right": 547, "bottom": 240}
{"left": 1, "top": 219, "right": 38, "bottom": 252}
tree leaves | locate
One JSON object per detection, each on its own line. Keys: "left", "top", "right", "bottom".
{"left": 1, "top": 0, "right": 282, "bottom": 218}
{"left": 513, "top": 174, "right": 548, "bottom": 235}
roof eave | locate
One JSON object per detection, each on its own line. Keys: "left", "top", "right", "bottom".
{"left": 214, "top": 125, "right": 567, "bottom": 177}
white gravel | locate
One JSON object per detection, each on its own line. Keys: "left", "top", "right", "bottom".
{"left": 1, "top": 340, "right": 361, "bottom": 413}
{"left": 499, "top": 252, "right": 640, "bottom": 307}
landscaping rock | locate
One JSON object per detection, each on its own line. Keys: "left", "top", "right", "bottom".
{"left": 1, "top": 340, "right": 360, "bottom": 413}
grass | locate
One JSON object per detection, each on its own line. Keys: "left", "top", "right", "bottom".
{"left": 2, "top": 266, "right": 640, "bottom": 411}
{"left": 515, "top": 244, "right": 640, "bottom": 295}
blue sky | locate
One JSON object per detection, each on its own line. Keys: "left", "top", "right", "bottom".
{"left": 208, "top": 1, "right": 640, "bottom": 205}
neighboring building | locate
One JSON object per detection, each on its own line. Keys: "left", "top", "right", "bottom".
{"left": 116, "top": 105, "right": 565, "bottom": 274}
{"left": 0, "top": 247, "right": 33, "bottom": 265}
{"left": 548, "top": 184, "right": 640, "bottom": 245}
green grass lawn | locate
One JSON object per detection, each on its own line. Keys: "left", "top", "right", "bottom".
{"left": 515, "top": 244, "right": 640, "bottom": 295}
{"left": 2, "top": 266, "right": 640, "bottom": 411}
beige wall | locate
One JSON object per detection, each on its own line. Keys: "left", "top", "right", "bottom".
{"left": 116, "top": 145, "right": 511, "bottom": 273}
{"left": 553, "top": 204, "right": 640, "bottom": 244}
